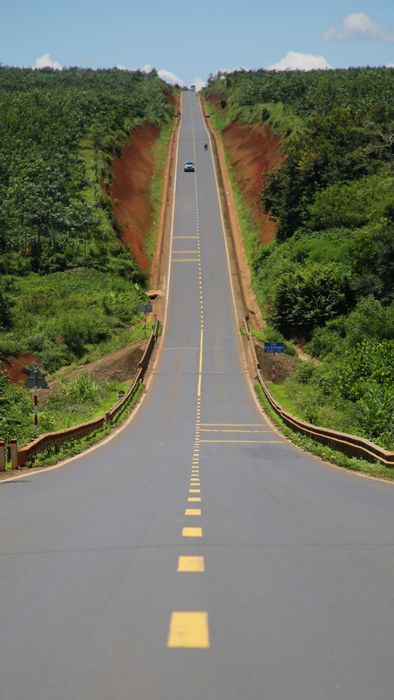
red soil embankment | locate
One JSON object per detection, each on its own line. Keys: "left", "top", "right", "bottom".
{"left": 111, "top": 124, "right": 160, "bottom": 271}
{"left": 223, "top": 122, "right": 283, "bottom": 244}
{"left": 2, "top": 353, "right": 39, "bottom": 384}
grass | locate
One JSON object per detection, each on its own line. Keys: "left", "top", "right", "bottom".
{"left": 0, "top": 268, "right": 146, "bottom": 373}
{"left": 26, "top": 382, "right": 144, "bottom": 469}
{"left": 39, "top": 376, "right": 130, "bottom": 433}
{"left": 146, "top": 120, "right": 174, "bottom": 262}
{"left": 255, "top": 384, "right": 394, "bottom": 481}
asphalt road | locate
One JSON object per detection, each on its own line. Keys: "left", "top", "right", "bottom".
{"left": 1, "top": 92, "right": 394, "bottom": 700}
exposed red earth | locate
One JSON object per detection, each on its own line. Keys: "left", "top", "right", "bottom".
{"left": 111, "top": 124, "right": 160, "bottom": 271}
{"left": 222, "top": 122, "right": 283, "bottom": 244}
{"left": 2, "top": 354, "right": 39, "bottom": 384}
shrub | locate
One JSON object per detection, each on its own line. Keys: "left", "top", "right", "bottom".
{"left": 268, "top": 264, "right": 350, "bottom": 338}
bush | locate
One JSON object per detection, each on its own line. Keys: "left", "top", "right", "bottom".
{"left": 307, "top": 325, "right": 343, "bottom": 358}
{"left": 268, "top": 263, "right": 350, "bottom": 338}
{"left": 0, "top": 333, "right": 20, "bottom": 359}
{"left": 0, "top": 371, "right": 33, "bottom": 442}
{"left": 344, "top": 296, "right": 394, "bottom": 347}
{"left": 102, "top": 290, "right": 139, "bottom": 323}
{"left": 52, "top": 375, "right": 100, "bottom": 405}
{"left": 0, "top": 277, "right": 16, "bottom": 330}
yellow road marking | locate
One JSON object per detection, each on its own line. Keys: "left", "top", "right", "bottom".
{"left": 167, "top": 612, "right": 209, "bottom": 648}
{"left": 200, "top": 423, "right": 266, "bottom": 427}
{"left": 197, "top": 328, "right": 203, "bottom": 398}
{"left": 177, "top": 556, "right": 205, "bottom": 573}
{"left": 200, "top": 429, "right": 273, "bottom": 433}
{"left": 172, "top": 258, "right": 199, "bottom": 263}
{"left": 189, "top": 488, "right": 201, "bottom": 493}
{"left": 182, "top": 527, "right": 203, "bottom": 537}
{"left": 200, "top": 439, "right": 286, "bottom": 444}
{"left": 188, "top": 497, "right": 201, "bottom": 502}
{"left": 185, "top": 508, "right": 201, "bottom": 516}
{"left": 173, "top": 236, "right": 198, "bottom": 239}
{"left": 173, "top": 249, "right": 198, "bottom": 254}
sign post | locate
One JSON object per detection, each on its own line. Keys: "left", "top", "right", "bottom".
{"left": 25, "top": 368, "right": 48, "bottom": 436}
{"left": 137, "top": 303, "right": 153, "bottom": 337}
{"left": 263, "top": 342, "right": 284, "bottom": 384}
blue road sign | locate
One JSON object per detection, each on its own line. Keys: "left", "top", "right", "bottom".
{"left": 137, "top": 303, "right": 153, "bottom": 314}
{"left": 264, "top": 342, "right": 285, "bottom": 353}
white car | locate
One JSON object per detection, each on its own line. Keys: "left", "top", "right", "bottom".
{"left": 184, "top": 161, "right": 195, "bottom": 172}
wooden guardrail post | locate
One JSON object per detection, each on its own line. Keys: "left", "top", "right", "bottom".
{"left": 0, "top": 440, "right": 5, "bottom": 471}
{"left": 10, "top": 438, "right": 18, "bottom": 470}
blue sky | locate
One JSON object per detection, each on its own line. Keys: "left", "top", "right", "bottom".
{"left": 1, "top": 0, "right": 394, "bottom": 86}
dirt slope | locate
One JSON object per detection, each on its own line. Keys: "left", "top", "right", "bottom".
{"left": 111, "top": 124, "right": 160, "bottom": 271}
{"left": 223, "top": 122, "right": 283, "bottom": 243}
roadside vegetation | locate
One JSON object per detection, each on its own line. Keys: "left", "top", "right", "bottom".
{"left": 0, "top": 67, "right": 174, "bottom": 446}
{"left": 204, "top": 68, "right": 394, "bottom": 451}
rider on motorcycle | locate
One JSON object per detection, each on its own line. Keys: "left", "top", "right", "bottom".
{"left": 204, "top": 143, "right": 208, "bottom": 150}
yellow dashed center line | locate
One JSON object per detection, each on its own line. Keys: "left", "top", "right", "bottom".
{"left": 200, "top": 423, "right": 266, "bottom": 427}
{"left": 200, "top": 439, "right": 286, "bottom": 444}
{"left": 170, "top": 100, "right": 209, "bottom": 654}
{"left": 167, "top": 612, "right": 210, "bottom": 648}
{"left": 182, "top": 527, "right": 203, "bottom": 538}
{"left": 200, "top": 429, "right": 274, "bottom": 433}
{"left": 177, "top": 556, "right": 205, "bottom": 573}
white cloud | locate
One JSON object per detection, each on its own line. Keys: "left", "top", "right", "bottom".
{"left": 34, "top": 53, "right": 62, "bottom": 70}
{"left": 268, "top": 51, "right": 331, "bottom": 71}
{"left": 386, "top": 63, "right": 394, "bottom": 68}
{"left": 157, "top": 68, "right": 185, "bottom": 86}
{"left": 324, "top": 13, "right": 394, "bottom": 43}
{"left": 191, "top": 78, "right": 206, "bottom": 92}
{"left": 115, "top": 63, "right": 185, "bottom": 85}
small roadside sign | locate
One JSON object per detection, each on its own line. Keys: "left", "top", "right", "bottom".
{"left": 264, "top": 342, "right": 284, "bottom": 353}
{"left": 137, "top": 303, "right": 153, "bottom": 314}
{"left": 263, "top": 342, "right": 284, "bottom": 384}
{"left": 24, "top": 368, "right": 48, "bottom": 436}
{"left": 24, "top": 369, "right": 48, "bottom": 389}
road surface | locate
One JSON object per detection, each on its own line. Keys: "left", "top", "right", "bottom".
{"left": 1, "top": 92, "right": 394, "bottom": 700}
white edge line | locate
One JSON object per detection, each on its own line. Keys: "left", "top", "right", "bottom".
{"left": 1, "top": 100, "right": 183, "bottom": 485}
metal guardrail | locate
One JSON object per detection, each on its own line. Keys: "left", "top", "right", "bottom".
{"left": 6, "top": 321, "right": 160, "bottom": 470}
{"left": 243, "top": 318, "right": 394, "bottom": 466}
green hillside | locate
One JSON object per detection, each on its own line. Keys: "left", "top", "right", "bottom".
{"left": 0, "top": 67, "right": 174, "bottom": 444}
{"left": 204, "top": 68, "right": 394, "bottom": 449}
